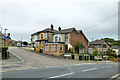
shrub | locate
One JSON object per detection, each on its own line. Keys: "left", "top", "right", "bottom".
{"left": 93, "top": 53, "right": 98, "bottom": 56}
{"left": 75, "top": 42, "right": 85, "bottom": 53}
{"left": 110, "top": 53, "right": 117, "bottom": 58}
{"left": 68, "top": 47, "right": 72, "bottom": 53}
{"left": 118, "top": 54, "right": 120, "bottom": 58}
{"left": 108, "top": 56, "right": 114, "bottom": 59}
{"left": 106, "top": 50, "right": 111, "bottom": 56}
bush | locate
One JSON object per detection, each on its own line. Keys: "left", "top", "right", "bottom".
{"left": 106, "top": 50, "right": 111, "bottom": 55}
{"left": 118, "top": 54, "right": 120, "bottom": 58}
{"left": 0, "top": 46, "right": 9, "bottom": 59}
{"left": 68, "top": 47, "right": 72, "bottom": 53}
{"left": 110, "top": 53, "right": 117, "bottom": 58}
{"left": 75, "top": 42, "right": 85, "bottom": 53}
{"left": 93, "top": 53, "right": 98, "bottom": 56}
{"left": 40, "top": 49, "right": 43, "bottom": 53}
{"left": 108, "top": 56, "right": 114, "bottom": 59}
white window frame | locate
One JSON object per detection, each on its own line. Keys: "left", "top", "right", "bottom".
{"left": 60, "top": 45, "right": 63, "bottom": 51}
{"left": 55, "top": 36, "right": 58, "bottom": 42}
{"left": 52, "top": 45, "right": 55, "bottom": 51}
{"left": 46, "top": 45, "right": 49, "bottom": 51}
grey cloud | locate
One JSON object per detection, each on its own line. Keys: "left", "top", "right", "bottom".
{"left": 0, "top": 0, "right": 118, "bottom": 42}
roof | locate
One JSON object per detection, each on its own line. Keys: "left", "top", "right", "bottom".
{"left": 53, "top": 27, "right": 88, "bottom": 41}
{"left": 31, "top": 28, "right": 57, "bottom": 36}
{"left": 54, "top": 27, "right": 75, "bottom": 34}
{"left": 112, "top": 46, "right": 120, "bottom": 49}
{"left": 89, "top": 40, "right": 106, "bottom": 45}
{"left": 43, "top": 42, "right": 65, "bottom": 44}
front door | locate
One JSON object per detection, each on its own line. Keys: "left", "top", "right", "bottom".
{"left": 65, "top": 45, "right": 68, "bottom": 53}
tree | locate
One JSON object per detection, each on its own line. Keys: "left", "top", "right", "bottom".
{"left": 101, "top": 38, "right": 115, "bottom": 43}
{"left": 23, "top": 41, "right": 28, "bottom": 46}
{"left": 75, "top": 42, "right": 85, "bottom": 53}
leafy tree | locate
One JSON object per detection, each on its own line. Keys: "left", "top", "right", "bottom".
{"left": 75, "top": 42, "right": 85, "bottom": 53}
{"left": 101, "top": 38, "right": 115, "bottom": 43}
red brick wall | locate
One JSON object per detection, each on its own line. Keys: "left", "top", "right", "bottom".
{"left": 43, "top": 44, "right": 65, "bottom": 56}
{"left": 70, "top": 30, "right": 88, "bottom": 51}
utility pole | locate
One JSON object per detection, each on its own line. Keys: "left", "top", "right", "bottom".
{"left": 4, "top": 29, "right": 8, "bottom": 37}
{"left": 92, "top": 38, "right": 94, "bottom": 42}
{"left": 0, "top": 25, "right": 2, "bottom": 33}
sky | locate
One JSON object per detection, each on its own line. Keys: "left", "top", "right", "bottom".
{"left": 0, "top": 0, "right": 119, "bottom": 42}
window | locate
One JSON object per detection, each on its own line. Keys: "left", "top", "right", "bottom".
{"left": 103, "top": 44, "right": 107, "bottom": 48}
{"left": 59, "top": 37, "right": 61, "bottom": 42}
{"left": 65, "top": 34, "right": 68, "bottom": 41}
{"left": 52, "top": 45, "right": 55, "bottom": 51}
{"left": 55, "top": 36, "right": 58, "bottom": 42}
{"left": 41, "top": 34, "right": 43, "bottom": 39}
{"left": 46, "top": 45, "right": 49, "bottom": 51}
{"left": 60, "top": 45, "right": 63, "bottom": 51}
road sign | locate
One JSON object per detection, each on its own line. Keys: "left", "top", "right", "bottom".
{"left": 3, "top": 36, "right": 8, "bottom": 39}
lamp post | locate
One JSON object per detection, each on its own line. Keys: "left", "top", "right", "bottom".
{"left": 4, "top": 29, "right": 8, "bottom": 37}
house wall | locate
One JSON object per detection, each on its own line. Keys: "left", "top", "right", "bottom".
{"left": 43, "top": 43, "right": 65, "bottom": 56}
{"left": 70, "top": 30, "right": 88, "bottom": 52}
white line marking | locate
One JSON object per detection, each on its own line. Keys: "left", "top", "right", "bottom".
{"left": 47, "top": 72, "right": 74, "bottom": 78}
{"left": 101, "top": 66, "right": 112, "bottom": 68}
{"left": 83, "top": 68, "right": 97, "bottom": 72}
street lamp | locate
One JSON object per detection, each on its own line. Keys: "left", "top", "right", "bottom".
{"left": 4, "top": 29, "right": 8, "bottom": 36}
{"left": 0, "top": 25, "right": 2, "bottom": 33}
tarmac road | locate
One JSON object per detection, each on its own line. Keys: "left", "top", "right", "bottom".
{"left": 2, "top": 47, "right": 119, "bottom": 80}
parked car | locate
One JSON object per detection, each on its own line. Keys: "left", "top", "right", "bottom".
{"left": 17, "top": 43, "right": 22, "bottom": 47}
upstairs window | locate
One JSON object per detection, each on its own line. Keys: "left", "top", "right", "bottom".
{"left": 52, "top": 45, "right": 55, "bottom": 51}
{"left": 55, "top": 36, "right": 58, "bottom": 42}
{"left": 103, "top": 44, "right": 107, "bottom": 48}
{"left": 60, "top": 45, "right": 63, "bottom": 51}
{"left": 65, "top": 34, "right": 68, "bottom": 41}
{"left": 59, "top": 37, "right": 61, "bottom": 42}
{"left": 41, "top": 34, "right": 43, "bottom": 39}
{"left": 46, "top": 45, "right": 49, "bottom": 51}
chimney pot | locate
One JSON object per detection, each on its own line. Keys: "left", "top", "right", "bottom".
{"left": 50, "top": 24, "right": 54, "bottom": 30}
{"left": 58, "top": 26, "right": 61, "bottom": 31}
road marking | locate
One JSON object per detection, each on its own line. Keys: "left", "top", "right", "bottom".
{"left": 2, "top": 50, "right": 24, "bottom": 64}
{"left": 83, "top": 68, "right": 97, "bottom": 72}
{"left": 101, "top": 66, "right": 112, "bottom": 68}
{"left": 47, "top": 72, "right": 74, "bottom": 79}
{"left": 111, "top": 73, "right": 120, "bottom": 79}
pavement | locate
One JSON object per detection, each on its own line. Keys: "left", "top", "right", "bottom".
{"left": 1, "top": 47, "right": 120, "bottom": 80}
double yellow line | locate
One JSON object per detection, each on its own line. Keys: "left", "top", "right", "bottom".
{"left": 109, "top": 73, "right": 120, "bottom": 80}
{"left": 2, "top": 50, "right": 24, "bottom": 64}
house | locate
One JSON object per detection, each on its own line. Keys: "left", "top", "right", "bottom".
{"left": 31, "top": 24, "right": 57, "bottom": 52}
{"left": 88, "top": 40, "right": 112, "bottom": 54}
{"left": 43, "top": 26, "right": 89, "bottom": 56}
{"left": 112, "top": 46, "right": 120, "bottom": 55}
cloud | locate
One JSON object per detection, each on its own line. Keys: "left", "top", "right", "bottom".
{"left": 0, "top": 0, "right": 118, "bottom": 42}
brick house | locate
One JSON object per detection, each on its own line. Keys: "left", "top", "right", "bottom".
{"left": 43, "top": 27, "right": 89, "bottom": 56}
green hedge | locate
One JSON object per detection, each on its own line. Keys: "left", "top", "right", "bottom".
{"left": 0, "top": 46, "right": 9, "bottom": 59}
{"left": 118, "top": 54, "right": 120, "bottom": 58}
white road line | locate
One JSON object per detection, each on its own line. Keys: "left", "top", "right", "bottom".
{"left": 47, "top": 72, "right": 74, "bottom": 78}
{"left": 83, "top": 68, "right": 97, "bottom": 72}
{"left": 101, "top": 66, "right": 112, "bottom": 68}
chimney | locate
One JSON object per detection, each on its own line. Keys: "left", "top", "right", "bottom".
{"left": 58, "top": 26, "right": 61, "bottom": 31}
{"left": 50, "top": 24, "right": 54, "bottom": 30}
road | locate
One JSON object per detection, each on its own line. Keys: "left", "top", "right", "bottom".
{"left": 2, "top": 47, "right": 120, "bottom": 79}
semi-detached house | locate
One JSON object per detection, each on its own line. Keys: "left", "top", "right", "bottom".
{"left": 31, "top": 24, "right": 89, "bottom": 56}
